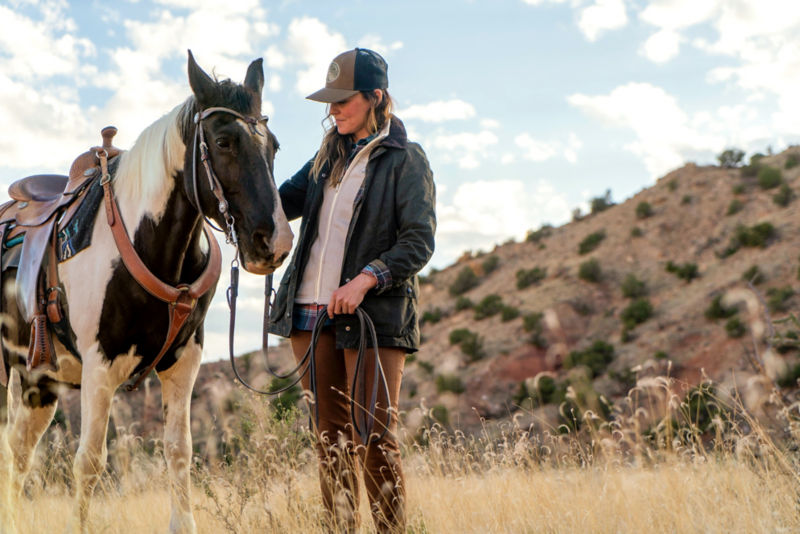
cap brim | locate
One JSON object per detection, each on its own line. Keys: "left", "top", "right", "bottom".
{"left": 306, "top": 87, "right": 360, "bottom": 103}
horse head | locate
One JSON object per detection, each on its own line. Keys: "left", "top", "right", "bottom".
{"left": 184, "top": 51, "right": 293, "bottom": 274}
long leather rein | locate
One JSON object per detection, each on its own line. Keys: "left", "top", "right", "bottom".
{"left": 226, "top": 272, "right": 392, "bottom": 445}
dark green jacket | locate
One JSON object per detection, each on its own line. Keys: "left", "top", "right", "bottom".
{"left": 269, "top": 117, "right": 436, "bottom": 351}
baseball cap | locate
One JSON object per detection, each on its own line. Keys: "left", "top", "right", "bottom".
{"left": 306, "top": 48, "right": 388, "bottom": 103}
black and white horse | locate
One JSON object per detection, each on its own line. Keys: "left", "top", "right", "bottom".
{"left": 0, "top": 52, "right": 292, "bottom": 532}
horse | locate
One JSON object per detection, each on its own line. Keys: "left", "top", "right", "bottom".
{"left": 0, "top": 51, "right": 292, "bottom": 533}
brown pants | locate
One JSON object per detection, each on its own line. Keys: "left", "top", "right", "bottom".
{"left": 291, "top": 328, "right": 406, "bottom": 533}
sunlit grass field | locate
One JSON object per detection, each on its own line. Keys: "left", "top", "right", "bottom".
{"left": 3, "top": 375, "right": 800, "bottom": 533}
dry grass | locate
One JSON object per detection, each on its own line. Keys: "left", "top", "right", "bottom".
{"left": 3, "top": 376, "right": 800, "bottom": 534}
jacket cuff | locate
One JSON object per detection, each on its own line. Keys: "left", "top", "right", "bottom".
{"left": 361, "top": 260, "right": 392, "bottom": 291}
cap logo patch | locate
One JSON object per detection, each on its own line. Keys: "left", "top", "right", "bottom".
{"left": 326, "top": 61, "right": 341, "bottom": 83}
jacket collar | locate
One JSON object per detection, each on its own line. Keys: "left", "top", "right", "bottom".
{"left": 377, "top": 115, "right": 407, "bottom": 150}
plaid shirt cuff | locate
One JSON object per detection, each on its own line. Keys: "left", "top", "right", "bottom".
{"left": 361, "top": 260, "right": 392, "bottom": 291}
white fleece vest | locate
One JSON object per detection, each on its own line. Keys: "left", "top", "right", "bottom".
{"left": 295, "top": 122, "right": 390, "bottom": 305}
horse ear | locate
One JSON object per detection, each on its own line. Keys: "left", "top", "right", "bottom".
{"left": 244, "top": 58, "right": 264, "bottom": 96}
{"left": 187, "top": 50, "right": 215, "bottom": 104}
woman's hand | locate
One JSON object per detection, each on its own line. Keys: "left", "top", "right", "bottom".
{"left": 327, "top": 273, "right": 378, "bottom": 318}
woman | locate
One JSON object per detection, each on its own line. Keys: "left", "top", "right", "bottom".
{"left": 269, "top": 48, "right": 436, "bottom": 532}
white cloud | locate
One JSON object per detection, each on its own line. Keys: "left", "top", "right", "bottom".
{"left": 357, "top": 34, "right": 403, "bottom": 56}
{"left": 515, "top": 134, "right": 558, "bottom": 162}
{"left": 636, "top": 0, "right": 800, "bottom": 136}
{"left": 268, "top": 74, "right": 282, "bottom": 92}
{"left": 430, "top": 130, "right": 498, "bottom": 169}
{"left": 641, "top": 29, "right": 682, "bottom": 62}
{"left": 432, "top": 178, "right": 571, "bottom": 266}
{"left": 264, "top": 45, "right": 287, "bottom": 69}
{"left": 566, "top": 82, "right": 777, "bottom": 177}
{"left": 481, "top": 118, "right": 501, "bottom": 129}
{"left": 0, "top": 4, "right": 94, "bottom": 82}
{"left": 578, "top": 0, "right": 628, "bottom": 41}
{"left": 398, "top": 99, "right": 477, "bottom": 123}
{"left": 515, "top": 132, "right": 582, "bottom": 163}
{"left": 285, "top": 17, "right": 348, "bottom": 96}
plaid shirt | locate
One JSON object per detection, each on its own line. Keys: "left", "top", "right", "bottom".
{"left": 292, "top": 303, "right": 334, "bottom": 331}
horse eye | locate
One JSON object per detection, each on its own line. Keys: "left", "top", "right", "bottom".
{"left": 215, "top": 137, "right": 231, "bottom": 149}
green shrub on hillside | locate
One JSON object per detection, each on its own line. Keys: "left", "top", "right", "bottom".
{"left": 742, "top": 265, "right": 765, "bottom": 285}
{"left": 534, "top": 375, "right": 568, "bottom": 405}
{"left": 578, "top": 230, "right": 606, "bottom": 254}
{"left": 786, "top": 154, "right": 798, "bottom": 170}
{"left": 732, "top": 183, "right": 746, "bottom": 195}
{"left": 449, "top": 266, "right": 480, "bottom": 296}
{"left": 742, "top": 154, "right": 764, "bottom": 177}
{"left": 757, "top": 166, "right": 782, "bottom": 189}
{"left": 621, "top": 298, "right": 654, "bottom": 330}
{"left": 726, "top": 199, "right": 743, "bottom": 215}
{"left": 564, "top": 340, "right": 615, "bottom": 377}
{"left": 705, "top": 294, "right": 737, "bottom": 320}
{"left": 725, "top": 317, "right": 746, "bottom": 338}
{"left": 578, "top": 258, "right": 602, "bottom": 283}
{"left": 474, "top": 294, "right": 504, "bottom": 320}
{"left": 666, "top": 261, "right": 699, "bottom": 282}
{"left": 735, "top": 222, "right": 776, "bottom": 248}
{"left": 526, "top": 224, "right": 553, "bottom": 243}
{"left": 590, "top": 189, "right": 614, "bottom": 214}
{"left": 454, "top": 296, "right": 473, "bottom": 311}
{"left": 767, "top": 286, "right": 794, "bottom": 313}
{"left": 667, "top": 179, "right": 678, "bottom": 192}
{"left": 681, "top": 195, "right": 693, "bottom": 205}
{"left": 621, "top": 273, "right": 647, "bottom": 299}
{"left": 717, "top": 148, "right": 745, "bottom": 168}
{"left": 522, "top": 312, "right": 547, "bottom": 348}
{"left": 516, "top": 267, "right": 547, "bottom": 289}
{"left": 448, "top": 328, "right": 485, "bottom": 361}
{"left": 722, "top": 222, "right": 777, "bottom": 257}
{"left": 501, "top": 305, "right": 520, "bottom": 322}
{"left": 631, "top": 227, "right": 643, "bottom": 238}
{"left": 421, "top": 307, "right": 444, "bottom": 325}
{"left": 773, "top": 183, "right": 794, "bottom": 207}
{"left": 481, "top": 255, "right": 500, "bottom": 274}
{"left": 635, "top": 201, "right": 654, "bottom": 219}
{"left": 435, "top": 374, "right": 465, "bottom": 394}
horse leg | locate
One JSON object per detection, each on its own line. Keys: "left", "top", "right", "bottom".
{"left": 5, "top": 368, "right": 58, "bottom": 497}
{"left": 157, "top": 338, "right": 201, "bottom": 534}
{"left": 72, "top": 346, "right": 116, "bottom": 533}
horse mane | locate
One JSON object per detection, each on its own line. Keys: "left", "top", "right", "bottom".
{"left": 113, "top": 99, "right": 194, "bottom": 227}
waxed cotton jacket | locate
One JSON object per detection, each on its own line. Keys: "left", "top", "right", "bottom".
{"left": 269, "top": 116, "right": 436, "bottom": 351}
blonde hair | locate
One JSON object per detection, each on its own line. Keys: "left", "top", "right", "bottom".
{"left": 311, "top": 90, "right": 394, "bottom": 187}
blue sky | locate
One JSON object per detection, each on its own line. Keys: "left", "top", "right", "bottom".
{"left": 2, "top": 0, "right": 799, "bottom": 360}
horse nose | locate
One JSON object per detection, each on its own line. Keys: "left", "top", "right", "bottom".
{"left": 253, "top": 229, "right": 273, "bottom": 256}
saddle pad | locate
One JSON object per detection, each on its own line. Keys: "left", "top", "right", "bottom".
{"left": 57, "top": 175, "right": 104, "bottom": 261}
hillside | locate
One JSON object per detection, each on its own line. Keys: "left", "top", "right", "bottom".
{"left": 52, "top": 147, "right": 800, "bottom": 439}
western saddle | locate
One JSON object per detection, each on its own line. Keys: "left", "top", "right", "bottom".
{"left": 0, "top": 127, "right": 123, "bottom": 383}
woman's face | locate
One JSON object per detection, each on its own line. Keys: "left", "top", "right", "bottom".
{"left": 329, "top": 91, "right": 379, "bottom": 140}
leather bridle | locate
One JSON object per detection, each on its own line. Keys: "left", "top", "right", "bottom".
{"left": 189, "top": 106, "right": 271, "bottom": 251}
